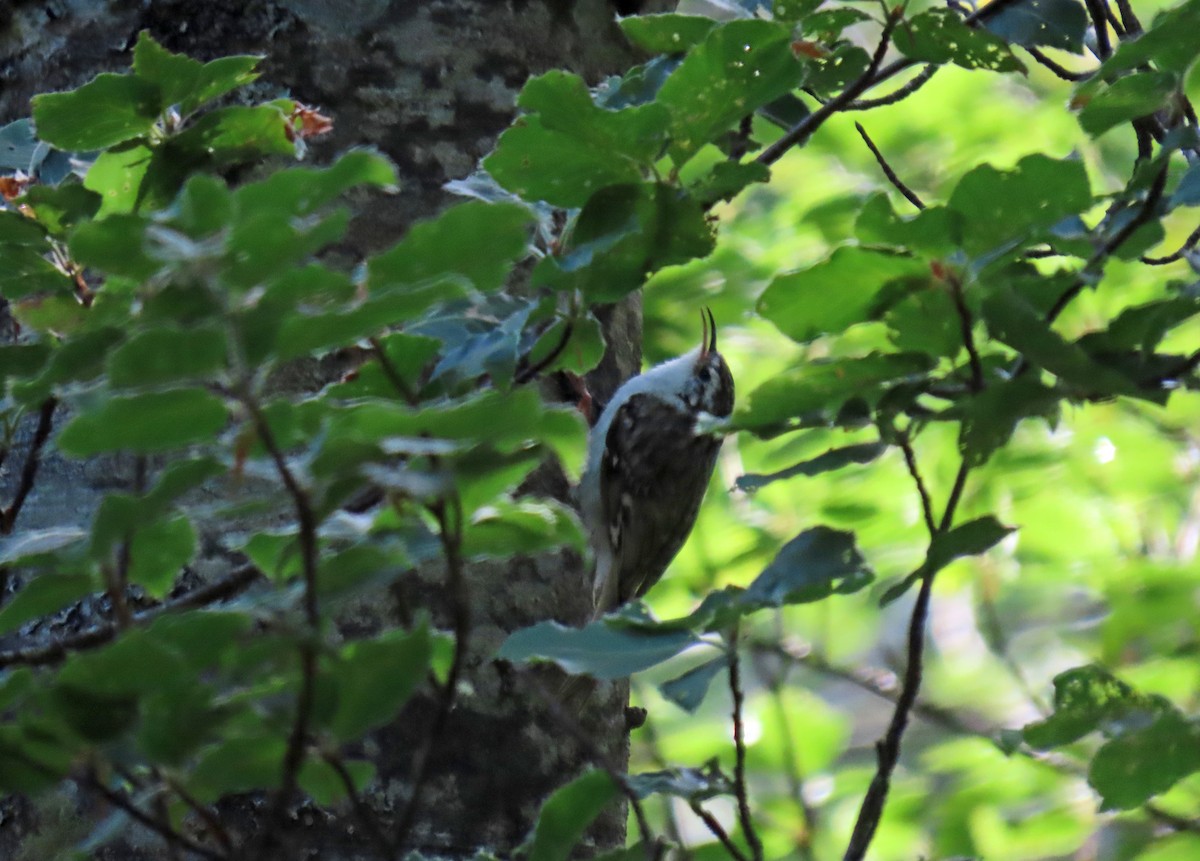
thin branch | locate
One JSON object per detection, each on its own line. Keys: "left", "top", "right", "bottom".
{"left": 514, "top": 319, "right": 575, "bottom": 385}
{"left": 1025, "top": 46, "right": 1091, "bottom": 82}
{"left": 1084, "top": 0, "right": 1113, "bottom": 58}
{"left": 854, "top": 123, "right": 925, "bottom": 210}
{"left": 86, "top": 771, "right": 227, "bottom": 861}
{"left": 1114, "top": 0, "right": 1142, "bottom": 34}
{"left": 0, "top": 397, "right": 57, "bottom": 534}
{"left": 240, "top": 391, "right": 321, "bottom": 843}
{"left": 842, "top": 461, "right": 971, "bottom": 861}
{"left": 758, "top": 10, "right": 905, "bottom": 166}
{"left": 689, "top": 800, "right": 749, "bottom": 861}
{"left": 369, "top": 336, "right": 421, "bottom": 407}
{"left": 847, "top": 64, "right": 937, "bottom": 111}
{"left": 1142, "top": 222, "right": 1200, "bottom": 265}
{"left": 728, "top": 624, "right": 763, "bottom": 861}
{"left": 897, "top": 433, "right": 936, "bottom": 539}
{"left": 0, "top": 563, "right": 261, "bottom": 669}
{"left": 322, "top": 751, "right": 393, "bottom": 859}
{"left": 393, "top": 494, "right": 470, "bottom": 852}
{"left": 946, "top": 272, "right": 985, "bottom": 392}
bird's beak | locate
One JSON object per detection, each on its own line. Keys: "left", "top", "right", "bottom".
{"left": 699, "top": 307, "right": 717, "bottom": 358}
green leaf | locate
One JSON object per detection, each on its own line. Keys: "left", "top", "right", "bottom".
{"left": 530, "top": 770, "right": 618, "bottom": 861}
{"left": 189, "top": 736, "right": 286, "bottom": 803}
{"left": 619, "top": 14, "right": 718, "bottom": 53}
{"left": 735, "top": 442, "right": 886, "bottom": 492}
{"left": 1090, "top": 710, "right": 1200, "bottom": 810}
{"left": 657, "top": 19, "right": 805, "bottom": 165}
{"left": 0, "top": 344, "right": 51, "bottom": 382}
{"left": 128, "top": 516, "right": 196, "bottom": 598}
{"left": 32, "top": 74, "right": 161, "bottom": 150}
{"left": 234, "top": 149, "right": 398, "bottom": 219}
{"left": 982, "top": 289, "right": 1141, "bottom": 396}
{"left": 0, "top": 210, "right": 49, "bottom": 245}
{"left": 0, "top": 246, "right": 75, "bottom": 299}
{"left": 659, "top": 655, "right": 727, "bottom": 713}
{"left": 691, "top": 160, "right": 771, "bottom": 206}
{"left": 1023, "top": 665, "right": 1147, "bottom": 748}
{"left": 984, "top": 0, "right": 1088, "bottom": 52}
{"left": 67, "top": 213, "right": 159, "bottom": 280}
{"left": 370, "top": 201, "right": 531, "bottom": 294}
{"left": 328, "top": 626, "right": 432, "bottom": 742}
{"left": 1093, "top": 0, "right": 1200, "bottom": 78}
{"left": 167, "top": 104, "right": 294, "bottom": 165}
{"left": 497, "top": 619, "right": 700, "bottom": 679}
{"left": 485, "top": 70, "right": 669, "bottom": 208}
{"left": 882, "top": 516, "right": 1015, "bottom": 605}
{"left": 758, "top": 246, "right": 931, "bottom": 344}
{"left": 1077, "top": 72, "right": 1178, "bottom": 138}
{"left": 947, "top": 154, "right": 1092, "bottom": 258}
{"left": 132, "top": 31, "right": 260, "bottom": 115}
{"left": 84, "top": 142, "right": 153, "bottom": 216}
{"left": 741, "top": 526, "right": 874, "bottom": 608}
{"left": 463, "top": 499, "right": 585, "bottom": 560}
{"left": 107, "top": 325, "right": 228, "bottom": 387}
{"left": 299, "top": 758, "right": 376, "bottom": 807}
{"left": 772, "top": 0, "right": 824, "bottom": 21}
{"left": 736, "top": 353, "right": 934, "bottom": 432}
{"left": 0, "top": 573, "right": 94, "bottom": 635}
{"left": 894, "top": 9, "right": 1025, "bottom": 72}
{"left": 58, "top": 388, "right": 229, "bottom": 455}
{"left": 535, "top": 182, "right": 713, "bottom": 303}
{"left": 21, "top": 183, "right": 102, "bottom": 235}
{"left": 855, "top": 194, "right": 959, "bottom": 257}
{"left": 950, "top": 376, "right": 1061, "bottom": 467}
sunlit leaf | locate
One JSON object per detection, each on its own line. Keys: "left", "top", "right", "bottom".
{"left": 530, "top": 770, "right": 618, "bottom": 861}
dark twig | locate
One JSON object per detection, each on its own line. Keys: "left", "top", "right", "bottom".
{"left": 1114, "top": 0, "right": 1142, "bottom": 34}
{"left": 946, "top": 272, "right": 985, "bottom": 392}
{"left": 322, "top": 751, "right": 393, "bottom": 859}
{"left": 847, "top": 64, "right": 937, "bottom": 111}
{"left": 241, "top": 392, "right": 321, "bottom": 844}
{"left": 162, "top": 773, "right": 236, "bottom": 856}
{"left": 0, "top": 563, "right": 261, "bottom": 669}
{"left": 393, "top": 495, "right": 469, "bottom": 852}
{"left": 87, "top": 771, "right": 227, "bottom": 861}
{"left": 728, "top": 623, "right": 763, "bottom": 861}
{"left": 0, "top": 397, "right": 57, "bottom": 534}
{"left": 1025, "top": 47, "right": 1091, "bottom": 82}
{"left": 842, "top": 461, "right": 971, "bottom": 861}
{"left": 854, "top": 123, "right": 925, "bottom": 210}
{"left": 1084, "top": 0, "right": 1113, "bottom": 58}
{"left": 758, "top": 10, "right": 905, "bottom": 166}
{"left": 1142, "top": 223, "right": 1200, "bottom": 265}
{"left": 897, "top": 433, "right": 936, "bottom": 539}
{"left": 514, "top": 319, "right": 575, "bottom": 385}
{"left": 369, "top": 336, "right": 421, "bottom": 406}
{"left": 690, "top": 801, "right": 749, "bottom": 861}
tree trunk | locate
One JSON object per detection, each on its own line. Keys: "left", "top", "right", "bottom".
{"left": 0, "top": 1, "right": 668, "bottom": 857}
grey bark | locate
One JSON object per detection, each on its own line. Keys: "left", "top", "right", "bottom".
{"left": 0, "top": 1, "right": 670, "bottom": 858}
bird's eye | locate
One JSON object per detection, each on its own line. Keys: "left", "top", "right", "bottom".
{"left": 697, "top": 366, "right": 713, "bottom": 384}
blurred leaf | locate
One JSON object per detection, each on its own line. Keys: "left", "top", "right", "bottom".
{"left": 1090, "top": 710, "right": 1200, "bottom": 810}
{"left": 463, "top": 499, "right": 584, "bottom": 560}
{"left": 1077, "top": 73, "right": 1178, "bottom": 138}
{"left": 107, "top": 325, "right": 228, "bottom": 387}
{"left": 370, "top": 201, "right": 530, "bottom": 295}
{"left": 660, "top": 655, "right": 728, "bottom": 712}
{"left": 530, "top": 770, "right": 618, "bottom": 861}
{"left": 0, "top": 245, "right": 75, "bottom": 299}
{"left": 758, "top": 246, "right": 930, "bottom": 344}
{"left": 1093, "top": 0, "right": 1200, "bottom": 78}
{"left": 882, "top": 516, "right": 1014, "bottom": 605}
{"left": 735, "top": 442, "right": 886, "bottom": 492}
{"left": 0, "top": 527, "right": 87, "bottom": 565}
{"left": 32, "top": 74, "right": 161, "bottom": 150}
{"left": 982, "top": 288, "right": 1142, "bottom": 396}
{"left": 1023, "top": 665, "right": 1154, "bottom": 748}
{"left": 736, "top": 353, "right": 934, "bottom": 431}
{"left": 984, "top": 0, "right": 1088, "bottom": 52}
{"left": 497, "top": 619, "right": 700, "bottom": 679}
{"left": 951, "top": 376, "right": 1061, "bottom": 466}
{"left": 894, "top": 9, "right": 1025, "bottom": 72}
{"left": 692, "top": 160, "right": 771, "bottom": 206}
{"left": 58, "top": 388, "right": 229, "bottom": 455}
{"left": 0, "top": 210, "right": 49, "bottom": 245}
{"left": 21, "top": 183, "right": 102, "bottom": 235}
{"left": 299, "top": 758, "right": 376, "bottom": 807}
{"left": 657, "top": 19, "right": 805, "bottom": 165}
{"left": 855, "top": 194, "right": 959, "bottom": 257}
{"left": 189, "top": 736, "right": 286, "bottom": 803}
{"left": 1170, "top": 161, "right": 1200, "bottom": 207}
{"left": 741, "top": 526, "right": 874, "bottom": 608}
{"left": 948, "top": 154, "right": 1092, "bottom": 258}
{"left": 127, "top": 515, "right": 196, "bottom": 598}
{"left": 328, "top": 625, "right": 432, "bottom": 742}
{"left": 84, "top": 142, "right": 152, "bottom": 216}
{"left": 68, "top": 213, "right": 158, "bottom": 280}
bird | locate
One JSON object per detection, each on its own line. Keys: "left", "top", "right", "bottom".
{"left": 578, "top": 308, "right": 735, "bottom": 618}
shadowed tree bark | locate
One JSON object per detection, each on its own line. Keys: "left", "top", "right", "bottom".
{"left": 0, "top": 1, "right": 668, "bottom": 857}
